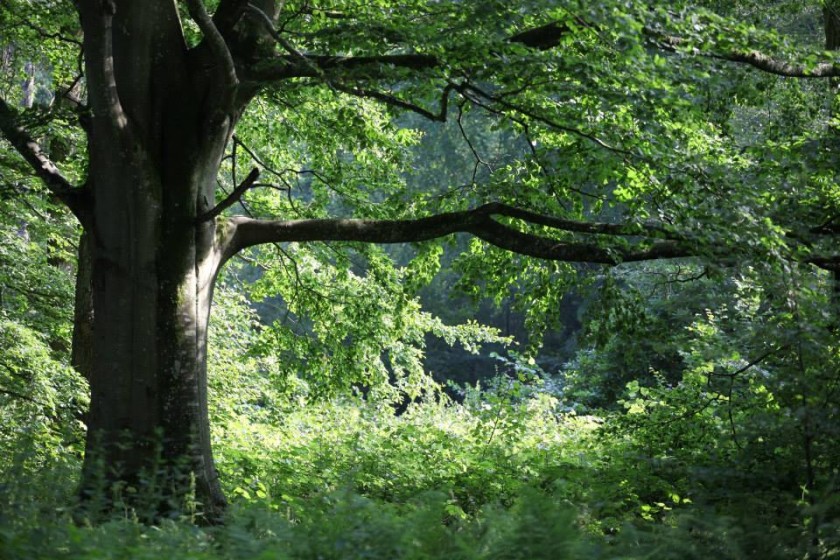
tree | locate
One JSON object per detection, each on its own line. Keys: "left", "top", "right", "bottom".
{"left": 0, "top": 0, "right": 838, "bottom": 522}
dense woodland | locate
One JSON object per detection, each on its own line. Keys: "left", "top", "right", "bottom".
{"left": 1, "top": 0, "right": 840, "bottom": 558}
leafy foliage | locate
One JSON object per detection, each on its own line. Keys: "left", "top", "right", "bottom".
{"left": 2, "top": 0, "right": 840, "bottom": 557}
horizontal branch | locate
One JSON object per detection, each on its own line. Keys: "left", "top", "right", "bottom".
{"left": 246, "top": 53, "right": 440, "bottom": 81}
{"left": 245, "top": 18, "right": 584, "bottom": 84}
{"left": 483, "top": 202, "right": 675, "bottom": 238}
{"left": 0, "top": 97, "right": 89, "bottom": 223}
{"left": 245, "top": 12, "right": 840, "bottom": 88}
{"left": 0, "top": 386, "right": 44, "bottom": 406}
{"left": 811, "top": 217, "right": 840, "bottom": 235}
{"left": 647, "top": 28, "right": 840, "bottom": 78}
{"left": 712, "top": 50, "right": 840, "bottom": 78}
{"left": 219, "top": 202, "right": 840, "bottom": 274}
{"left": 224, "top": 203, "right": 688, "bottom": 264}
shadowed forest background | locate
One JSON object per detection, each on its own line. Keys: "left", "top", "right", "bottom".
{"left": 1, "top": 0, "right": 840, "bottom": 558}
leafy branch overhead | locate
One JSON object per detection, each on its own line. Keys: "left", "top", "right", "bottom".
{"left": 0, "top": 1, "right": 837, "bottom": 275}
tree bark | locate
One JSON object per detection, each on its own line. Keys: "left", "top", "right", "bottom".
{"left": 78, "top": 118, "right": 233, "bottom": 522}
{"left": 74, "top": 0, "right": 237, "bottom": 523}
{"left": 71, "top": 230, "right": 93, "bottom": 381}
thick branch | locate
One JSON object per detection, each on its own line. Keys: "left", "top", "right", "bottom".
{"left": 712, "top": 50, "right": 840, "bottom": 78}
{"left": 647, "top": 28, "right": 840, "bottom": 78}
{"left": 224, "top": 203, "right": 688, "bottom": 264}
{"left": 246, "top": 53, "right": 439, "bottom": 81}
{"left": 245, "top": 17, "right": 582, "bottom": 83}
{"left": 222, "top": 204, "right": 840, "bottom": 272}
{"left": 0, "top": 97, "right": 89, "bottom": 223}
{"left": 212, "top": 0, "right": 250, "bottom": 35}
{"left": 185, "top": 0, "right": 239, "bottom": 95}
{"left": 77, "top": 0, "right": 129, "bottom": 133}
{"left": 483, "top": 202, "right": 675, "bottom": 238}
{"left": 470, "top": 218, "right": 685, "bottom": 262}
{"left": 508, "top": 19, "right": 595, "bottom": 50}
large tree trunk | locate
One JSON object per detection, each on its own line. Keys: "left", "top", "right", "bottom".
{"left": 79, "top": 154, "right": 230, "bottom": 522}
{"left": 76, "top": 0, "right": 239, "bottom": 523}
{"left": 78, "top": 143, "right": 233, "bottom": 522}
{"left": 71, "top": 231, "right": 93, "bottom": 381}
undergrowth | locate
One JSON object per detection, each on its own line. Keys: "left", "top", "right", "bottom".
{"left": 3, "top": 376, "right": 835, "bottom": 559}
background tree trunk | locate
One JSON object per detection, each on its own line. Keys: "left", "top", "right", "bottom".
{"left": 825, "top": 3, "right": 840, "bottom": 319}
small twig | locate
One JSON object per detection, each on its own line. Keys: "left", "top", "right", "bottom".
{"left": 464, "top": 82, "right": 632, "bottom": 157}
{"left": 233, "top": 135, "right": 290, "bottom": 182}
{"left": 662, "top": 393, "right": 723, "bottom": 426}
{"left": 1, "top": 3, "right": 83, "bottom": 48}
{"left": 456, "top": 101, "right": 490, "bottom": 183}
{"left": 246, "top": 3, "right": 303, "bottom": 57}
{"left": 726, "top": 374, "right": 742, "bottom": 450}
{"left": 222, "top": 181, "right": 332, "bottom": 304}
{"left": 672, "top": 267, "right": 708, "bottom": 283}
{"left": 709, "top": 348, "right": 778, "bottom": 379}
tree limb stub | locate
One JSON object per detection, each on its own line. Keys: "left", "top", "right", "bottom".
{"left": 198, "top": 167, "right": 260, "bottom": 222}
